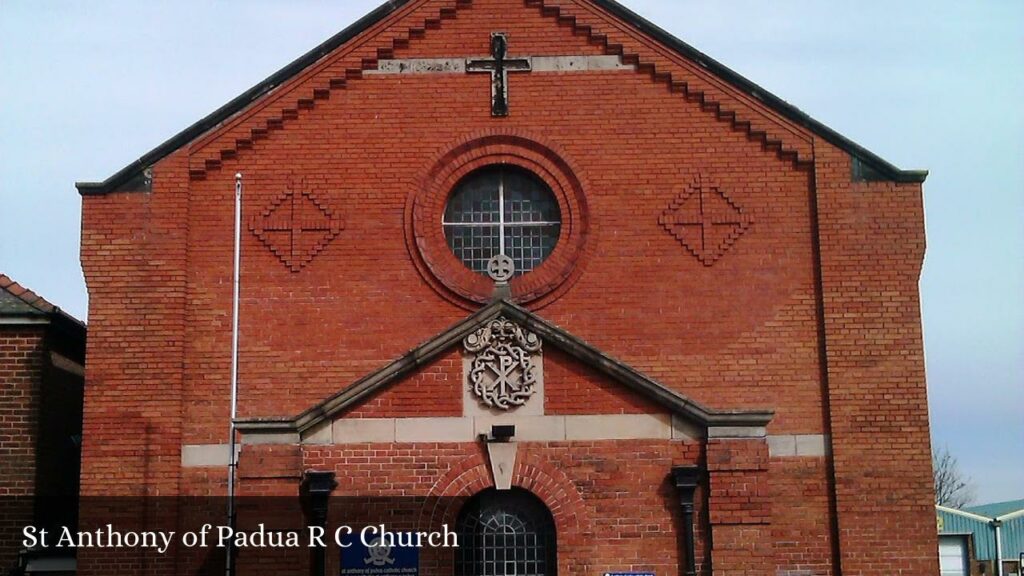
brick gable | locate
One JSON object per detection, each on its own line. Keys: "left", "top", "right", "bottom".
{"left": 77, "top": 1, "right": 936, "bottom": 574}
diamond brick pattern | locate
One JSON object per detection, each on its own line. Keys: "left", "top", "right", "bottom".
{"left": 659, "top": 175, "right": 752, "bottom": 266}
{"left": 250, "top": 189, "right": 344, "bottom": 272}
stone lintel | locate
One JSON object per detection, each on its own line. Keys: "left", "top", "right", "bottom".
{"left": 707, "top": 426, "right": 768, "bottom": 439}
{"left": 241, "top": 431, "right": 300, "bottom": 445}
{"left": 306, "top": 414, "right": 686, "bottom": 444}
{"left": 187, "top": 430, "right": 821, "bottom": 462}
{"left": 532, "top": 55, "right": 631, "bottom": 71}
{"left": 368, "top": 58, "right": 467, "bottom": 75}
{"left": 672, "top": 414, "right": 704, "bottom": 441}
{"left": 303, "top": 422, "right": 333, "bottom": 445}
{"left": 181, "top": 444, "right": 235, "bottom": 468}
{"left": 767, "top": 434, "right": 830, "bottom": 457}
{"left": 366, "top": 55, "right": 630, "bottom": 75}
{"left": 332, "top": 418, "right": 396, "bottom": 443}
{"left": 473, "top": 415, "right": 565, "bottom": 442}
{"left": 564, "top": 414, "right": 673, "bottom": 441}
{"left": 395, "top": 418, "right": 475, "bottom": 443}
{"left": 191, "top": 432, "right": 821, "bottom": 457}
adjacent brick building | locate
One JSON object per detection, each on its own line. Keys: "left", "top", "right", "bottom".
{"left": 75, "top": 0, "right": 938, "bottom": 574}
{"left": 0, "top": 275, "right": 85, "bottom": 574}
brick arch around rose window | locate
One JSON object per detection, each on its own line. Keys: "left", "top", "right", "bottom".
{"left": 418, "top": 451, "right": 593, "bottom": 542}
{"left": 405, "top": 130, "right": 593, "bottom": 310}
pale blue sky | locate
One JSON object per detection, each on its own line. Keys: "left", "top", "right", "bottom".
{"left": 1, "top": 1, "right": 1021, "bottom": 502}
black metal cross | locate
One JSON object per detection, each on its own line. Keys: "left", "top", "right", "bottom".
{"left": 466, "top": 33, "right": 532, "bottom": 117}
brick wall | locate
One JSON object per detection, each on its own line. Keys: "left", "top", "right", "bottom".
{"left": 78, "top": 0, "right": 936, "bottom": 573}
{"left": 292, "top": 440, "right": 704, "bottom": 576}
{"left": 0, "top": 318, "right": 84, "bottom": 572}
{"left": 814, "top": 143, "right": 937, "bottom": 574}
{"left": 172, "top": 0, "right": 822, "bottom": 442}
{"left": 78, "top": 149, "right": 190, "bottom": 576}
{"left": 0, "top": 326, "right": 44, "bottom": 569}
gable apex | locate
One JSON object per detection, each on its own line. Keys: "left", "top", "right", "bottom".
{"left": 77, "top": 0, "right": 925, "bottom": 196}
{"left": 234, "top": 299, "right": 774, "bottom": 436}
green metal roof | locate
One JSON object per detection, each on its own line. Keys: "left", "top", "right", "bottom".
{"left": 966, "top": 500, "right": 1024, "bottom": 519}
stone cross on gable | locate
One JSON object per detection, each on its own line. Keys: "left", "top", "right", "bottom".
{"left": 365, "top": 33, "right": 633, "bottom": 117}
{"left": 466, "top": 33, "right": 532, "bottom": 117}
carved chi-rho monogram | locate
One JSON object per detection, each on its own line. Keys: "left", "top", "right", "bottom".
{"left": 659, "top": 175, "right": 752, "bottom": 266}
{"left": 464, "top": 317, "right": 542, "bottom": 410}
{"left": 250, "top": 189, "right": 344, "bottom": 272}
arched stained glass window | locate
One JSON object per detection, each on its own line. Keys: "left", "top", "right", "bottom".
{"left": 444, "top": 167, "right": 561, "bottom": 276}
{"left": 455, "top": 488, "right": 557, "bottom": 576}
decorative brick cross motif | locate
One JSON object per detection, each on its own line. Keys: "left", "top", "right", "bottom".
{"left": 466, "top": 33, "right": 532, "bottom": 117}
{"left": 250, "top": 189, "right": 344, "bottom": 272}
{"left": 659, "top": 175, "right": 752, "bottom": 266}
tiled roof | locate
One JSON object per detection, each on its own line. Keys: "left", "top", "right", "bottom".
{"left": 0, "top": 273, "right": 57, "bottom": 316}
{"left": 0, "top": 273, "right": 86, "bottom": 330}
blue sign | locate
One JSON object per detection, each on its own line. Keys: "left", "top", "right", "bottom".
{"left": 339, "top": 533, "right": 419, "bottom": 575}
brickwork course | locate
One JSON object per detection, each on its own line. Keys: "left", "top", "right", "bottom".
{"left": 75, "top": 0, "right": 937, "bottom": 574}
{"left": 0, "top": 275, "right": 86, "bottom": 571}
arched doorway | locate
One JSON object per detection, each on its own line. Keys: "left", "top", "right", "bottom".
{"left": 454, "top": 487, "right": 557, "bottom": 576}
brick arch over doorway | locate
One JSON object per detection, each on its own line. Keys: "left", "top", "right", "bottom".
{"left": 420, "top": 452, "right": 593, "bottom": 541}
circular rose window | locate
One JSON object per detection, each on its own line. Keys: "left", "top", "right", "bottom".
{"left": 406, "top": 133, "right": 590, "bottom": 308}
{"left": 443, "top": 166, "right": 562, "bottom": 277}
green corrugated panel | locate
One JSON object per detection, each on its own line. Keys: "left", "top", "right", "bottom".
{"left": 938, "top": 506, "right": 1024, "bottom": 561}
{"left": 1001, "top": 514, "right": 1024, "bottom": 560}
{"left": 938, "top": 508, "right": 995, "bottom": 560}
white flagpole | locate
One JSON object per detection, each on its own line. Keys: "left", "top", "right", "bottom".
{"left": 226, "top": 173, "right": 242, "bottom": 576}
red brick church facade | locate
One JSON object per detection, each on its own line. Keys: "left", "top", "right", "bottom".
{"left": 76, "top": 0, "right": 937, "bottom": 574}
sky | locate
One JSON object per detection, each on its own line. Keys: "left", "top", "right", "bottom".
{"left": 1, "top": 1, "right": 1021, "bottom": 503}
